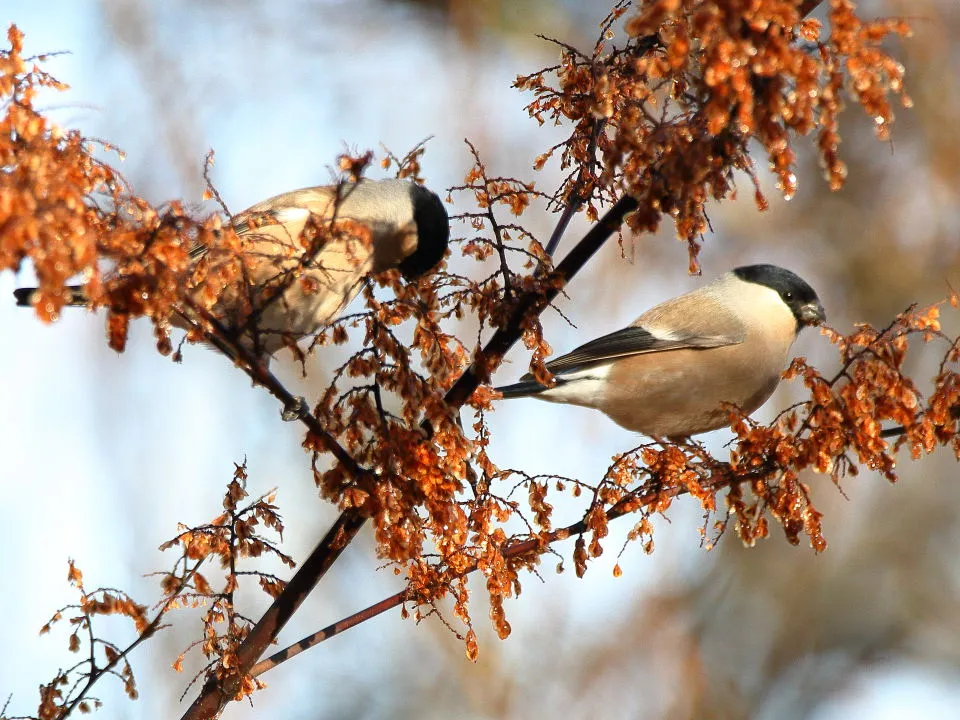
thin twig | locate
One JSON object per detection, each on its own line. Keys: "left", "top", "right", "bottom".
{"left": 254, "top": 404, "right": 926, "bottom": 672}
{"left": 544, "top": 118, "right": 604, "bottom": 257}
{"left": 61, "top": 560, "right": 204, "bottom": 715}
{"left": 249, "top": 461, "right": 707, "bottom": 675}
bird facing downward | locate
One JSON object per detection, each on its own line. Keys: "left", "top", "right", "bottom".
{"left": 13, "top": 178, "right": 449, "bottom": 365}
{"left": 495, "top": 264, "right": 825, "bottom": 439}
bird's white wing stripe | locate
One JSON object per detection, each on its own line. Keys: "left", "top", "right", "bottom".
{"left": 271, "top": 207, "right": 311, "bottom": 224}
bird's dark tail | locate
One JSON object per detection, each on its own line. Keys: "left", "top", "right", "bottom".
{"left": 495, "top": 380, "right": 549, "bottom": 399}
{"left": 13, "top": 285, "right": 88, "bottom": 307}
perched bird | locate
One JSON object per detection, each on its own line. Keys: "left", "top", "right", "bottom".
{"left": 496, "top": 264, "right": 825, "bottom": 439}
{"left": 14, "top": 178, "right": 450, "bottom": 364}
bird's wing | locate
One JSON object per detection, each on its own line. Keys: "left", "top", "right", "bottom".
{"left": 190, "top": 183, "right": 418, "bottom": 273}
{"left": 543, "top": 324, "right": 743, "bottom": 376}
{"left": 189, "top": 186, "right": 344, "bottom": 262}
{"left": 497, "top": 293, "right": 747, "bottom": 396}
{"left": 498, "top": 324, "right": 743, "bottom": 397}
{"left": 233, "top": 186, "right": 341, "bottom": 234}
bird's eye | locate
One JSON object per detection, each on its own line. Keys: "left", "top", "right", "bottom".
{"left": 783, "top": 291, "right": 794, "bottom": 301}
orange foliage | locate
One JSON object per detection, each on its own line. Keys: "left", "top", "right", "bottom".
{"left": 4, "top": 0, "right": 957, "bottom": 716}
{"left": 516, "top": 0, "right": 911, "bottom": 264}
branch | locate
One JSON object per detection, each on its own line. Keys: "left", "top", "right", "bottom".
{"left": 181, "top": 303, "right": 370, "bottom": 479}
{"left": 184, "top": 0, "right": 831, "bottom": 712}
{"left": 58, "top": 559, "right": 204, "bottom": 716}
{"left": 180, "top": 193, "right": 639, "bottom": 720}
{"left": 255, "top": 410, "right": 923, "bottom": 673}
{"left": 248, "top": 456, "right": 714, "bottom": 676}
{"left": 544, "top": 118, "right": 604, "bottom": 257}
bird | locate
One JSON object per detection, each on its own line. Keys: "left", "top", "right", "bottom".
{"left": 13, "top": 178, "right": 450, "bottom": 364}
{"left": 495, "top": 264, "right": 825, "bottom": 439}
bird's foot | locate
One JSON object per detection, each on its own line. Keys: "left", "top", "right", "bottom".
{"left": 281, "top": 395, "right": 309, "bottom": 422}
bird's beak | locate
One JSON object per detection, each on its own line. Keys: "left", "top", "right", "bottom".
{"left": 799, "top": 301, "right": 826, "bottom": 327}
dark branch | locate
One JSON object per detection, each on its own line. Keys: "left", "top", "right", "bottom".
{"left": 182, "top": 0, "right": 829, "bottom": 713}
{"left": 180, "top": 196, "right": 640, "bottom": 720}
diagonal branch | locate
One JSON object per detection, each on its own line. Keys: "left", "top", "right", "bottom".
{"left": 253, "top": 413, "right": 921, "bottom": 674}
{"left": 544, "top": 117, "right": 605, "bottom": 257}
{"left": 183, "top": 0, "right": 832, "bottom": 710}
{"left": 180, "top": 194, "right": 639, "bottom": 720}
{"left": 248, "top": 457, "right": 724, "bottom": 676}
{"left": 179, "top": 301, "right": 370, "bottom": 477}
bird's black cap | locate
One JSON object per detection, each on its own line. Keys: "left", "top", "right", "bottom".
{"left": 733, "top": 264, "right": 826, "bottom": 328}
{"left": 399, "top": 185, "right": 449, "bottom": 280}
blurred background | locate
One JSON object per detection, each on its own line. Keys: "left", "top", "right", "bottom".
{"left": 2, "top": 1, "right": 960, "bottom": 718}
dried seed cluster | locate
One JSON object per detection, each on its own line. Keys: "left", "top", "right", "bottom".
{"left": 516, "top": 0, "right": 911, "bottom": 264}
{"left": 3, "top": 1, "right": 953, "bottom": 713}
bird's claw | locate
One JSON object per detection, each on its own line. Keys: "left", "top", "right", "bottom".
{"left": 281, "top": 396, "right": 309, "bottom": 422}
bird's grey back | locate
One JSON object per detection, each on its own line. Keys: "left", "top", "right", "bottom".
{"left": 635, "top": 273, "right": 746, "bottom": 341}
